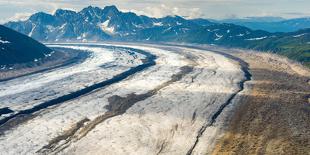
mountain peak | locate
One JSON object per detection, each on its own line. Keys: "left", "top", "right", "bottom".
{"left": 29, "top": 12, "right": 55, "bottom": 22}
{"left": 80, "top": 5, "right": 102, "bottom": 14}
{"left": 103, "top": 5, "right": 119, "bottom": 14}
{"left": 55, "top": 9, "right": 76, "bottom": 16}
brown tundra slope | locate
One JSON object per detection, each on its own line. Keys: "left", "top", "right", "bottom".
{"left": 210, "top": 50, "right": 310, "bottom": 155}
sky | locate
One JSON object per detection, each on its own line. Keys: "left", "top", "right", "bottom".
{"left": 0, "top": 0, "right": 310, "bottom": 23}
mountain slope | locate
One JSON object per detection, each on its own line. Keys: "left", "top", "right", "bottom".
{"left": 0, "top": 25, "right": 52, "bottom": 66}
{"left": 218, "top": 17, "right": 310, "bottom": 32}
{"left": 246, "top": 28, "right": 310, "bottom": 67}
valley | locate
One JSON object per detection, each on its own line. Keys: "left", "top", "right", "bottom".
{"left": 0, "top": 43, "right": 308, "bottom": 154}
{"left": 0, "top": 1, "right": 309, "bottom": 155}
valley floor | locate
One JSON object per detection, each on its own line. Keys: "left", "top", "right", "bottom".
{"left": 0, "top": 43, "right": 309, "bottom": 155}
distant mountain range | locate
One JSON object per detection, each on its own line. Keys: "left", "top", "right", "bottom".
{"left": 0, "top": 25, "right": 52, "bottom": 66}
{"left": 3, "top": 5, "right": 310, "bottom": 67}
{"left": 216, "top": 17, "right": 310, "bottom": 33}
{"left": 4, "top": 5, "right": 271, "bottom": 43}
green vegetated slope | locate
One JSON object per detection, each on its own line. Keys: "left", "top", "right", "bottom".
{"left": 246, "top": 29, "right": 310, "bottom": 68}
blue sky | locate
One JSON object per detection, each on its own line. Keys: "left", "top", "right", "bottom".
{"left": 0, "top": 0, "right": 310, "bottom": 23}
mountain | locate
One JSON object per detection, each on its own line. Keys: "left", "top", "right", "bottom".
{"left": 4, "top": 5, "right": 271, "bottom": 43}
{"left": 4, "top": 5, "right": 202, "bottom": 42}
{"left": 0, "top": 25, "right": 52, "bottom": 66}
{"left": 4, "top": 5, "right": 310, "bottom": 67}
{"left": 217, "top": 17, "right": 310, "bottom": 32}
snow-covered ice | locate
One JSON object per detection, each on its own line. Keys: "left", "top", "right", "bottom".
{"left": 0, "top": 44, "right": 144, "bottom": 116}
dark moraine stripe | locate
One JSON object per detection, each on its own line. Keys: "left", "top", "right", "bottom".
{"left": 0, "top": 107, "right": 14, "bottom": 116}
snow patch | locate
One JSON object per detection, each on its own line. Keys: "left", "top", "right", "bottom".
{"left": 245, "top": 36, "right": 267, "bottom": 41}
{"left": 153, "top": 22, "right": 163, "bottom": 26}
{"left": 77, "top": 33, "right": 87, "bottom": 40}
{"left": 0, "top": 38, "right": 10, "bottom": 44}
{"left": 98, "top": 20, "right": 115, "bottom": 34}
{"left": 181, "top": 28, "right": 190, "bottom": 33}
{"left": 236, "top": 33, "right": 244, "bottom": 37}
{"left": 44, "top": 51, "right": 55, "bottom": 57}
{"left": 46, "top": 25, "right": 55, "bottom": 32}
{"left": 60, "top": 23, "right": 66, "bottom": 29}
{"left": 28, "top": 24, "right": 36, "bottom": 37}
{"left": 59, "top": 23, "right": 66, "bottom": 31}
{"left": 293, "top": 33, "right": 306, "bottom": 38}
{"left": 163, "top": 27, "right": 172, "bottom": 33}
{"left": 132, "top": 23, "right": 143, "bottom": 28}
{"left": 215, "top": 33, "right": 223, "bottom": 41}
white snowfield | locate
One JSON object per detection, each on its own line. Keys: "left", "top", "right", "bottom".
{"left": 0, "top": 43, "right": 245, "bottom": 155}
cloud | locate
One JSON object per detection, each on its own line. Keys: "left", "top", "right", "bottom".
{"left": 128, "top": 4, "right": 204, "bottom": 19}
{"left": 0, "top": 12, "right": 32, "bottom": 24}
{"left": 0, "top": 0, "right": 309, "bottom": 21}
{"left": 0, "top": 0, "right": 205, "bottom": 19}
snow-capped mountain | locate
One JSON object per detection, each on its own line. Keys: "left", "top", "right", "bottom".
{"left": 0, "top": 25, "right": 52, "bottom": 66}
{"left": 4, "top": 5, "right": 201, "bottom": 42}
{"left": 4, "top": 5, "right": 273, "bottom": 44}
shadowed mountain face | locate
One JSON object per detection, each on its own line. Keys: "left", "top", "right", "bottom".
{"left": 0, "top": 25, "right": 52, "bottom": 66}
